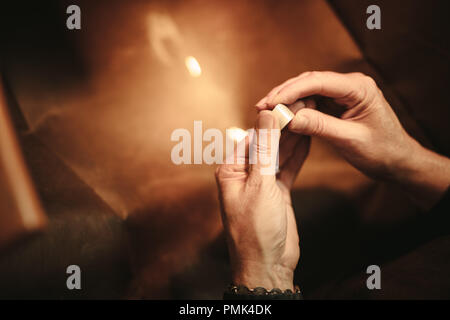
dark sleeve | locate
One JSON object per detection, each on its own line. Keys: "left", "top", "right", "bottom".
{"left": 428, "top": 187, "right": 450, "bottom": 235}
{"left": 431, "top": 188, "right": 450, "bottom": 214}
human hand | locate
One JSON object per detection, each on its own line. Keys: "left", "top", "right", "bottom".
{"left": 257, "top": 71, "right": 450, "bottom": 209}
{"left": 215, "top": 105, "right": 309, "bottom": 290}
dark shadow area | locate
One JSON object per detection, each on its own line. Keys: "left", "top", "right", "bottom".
{"left": 293, "top": 187, "right": 450, "bottom": 299}
{"left": 0, "top": 82, "right": 131, "bottom": 299}
{"left": 0, "top": 132, "right": 132, "bottom": 299}
{"left": 165, "top": 186, "right": 450, "bottom": 299}
{"left": 169, "top": 233, "right": 230, "bottom": 300}
{"left": 292, "top": 188, "right": 361, "bottom": 295}
{"left": 329, "top": 0, "right": 450, "bottom": 156}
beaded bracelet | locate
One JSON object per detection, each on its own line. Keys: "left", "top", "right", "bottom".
{"left": 223, "top": 284, "right": 303, "bottom": 300}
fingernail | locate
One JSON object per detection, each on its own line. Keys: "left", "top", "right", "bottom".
{"left": 257, "top": 111, "right": 274, "bottom": 129}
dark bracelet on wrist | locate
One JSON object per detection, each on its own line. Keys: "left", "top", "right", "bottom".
{"left": 223, "top": 284, "right": 303, "bottom": 300}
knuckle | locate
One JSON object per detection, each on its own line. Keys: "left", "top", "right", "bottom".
{"left": 352, "top": 72, "right": 375, "bottom": 86}
{"left": 299, "top": 71, "right": 312, "bottom": 77}
{"left": 310, "top": 71, "right": 320, "bottom": 79}
{"left": 364, "top": 75, "right": 377, "bottom": 88}
{"left": 358, "top": 83, "right": 369, "bottom": 102}
{"left": 352, "top": 125, "right": 372, "bottom": 146}
{"left": 360, "top": 76, "right": 379, "bottom": 105}
{"left": 303, "top": 111, "right": 324, "bottom": 136}
{"left": 350, "top": 72, "right": 366, "bottom": 79}
{"left": 313, "top": 115, "right": 326, "bottom": 136}
{"left": 349, "top": 74, "right": 377, "bottom": 104}
{"left": 215, "top": 165, "right": 226, "bottom": 180}
{"left": 353, "top": 73, "right": 377, "bottom": 88}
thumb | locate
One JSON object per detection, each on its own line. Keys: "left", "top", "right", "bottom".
{"left": 288, "top": 108, "right": 363, "bottom": 142}
{"left": 249, "top": 111, "right": 280, "bottom": 183}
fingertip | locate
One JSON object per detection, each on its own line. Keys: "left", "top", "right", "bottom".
{"left": 256, "top": 103, "right": 278, "bottom": 111}
{"left": 254, "top": 103, "right": 268, "bottom": 111}
{"left": 257, "top": 110, "right": 276, "bottom": 129}
{"left": 255, "top": 97, "right": 268, "bottom": 108}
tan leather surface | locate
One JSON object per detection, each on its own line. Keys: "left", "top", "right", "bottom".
{"left": 0, "top": 79, "right": 47, "bottom": 252}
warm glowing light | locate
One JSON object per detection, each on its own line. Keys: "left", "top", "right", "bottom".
{"left": 185, "top": 56, "right": 202, "bottom": 77}
{"left": 227, "top": 127, "right": 248, "bottom": 142}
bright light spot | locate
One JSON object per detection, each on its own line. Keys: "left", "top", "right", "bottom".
{"left": 227, "top": 127, "right": 248, "bottom": 142}
{"left": 185, "top": 56, "right": 202, "bottom": 77}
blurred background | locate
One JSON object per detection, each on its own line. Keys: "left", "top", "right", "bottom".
{"left": 0, "top": 0, "right": 449, "bottom": 299}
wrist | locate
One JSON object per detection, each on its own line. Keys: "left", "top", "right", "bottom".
{"left": 388, "top": 135, "right": 421, "bottom": 181}
{"left": 390, "top": 137, "right": 450, "bottom": 209}
{"left": 231, "top": 260, "right": 295, "bottom": 291}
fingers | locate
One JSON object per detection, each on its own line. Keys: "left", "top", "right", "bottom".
{"left": 248, "top": 111, "right": 280, "bottom": 184}
{"left": 277, "top": 99, "right": 314, "bottom": 189}
{"left": 278, "top": 136, "right": 310, "bottom": 189}
{"left": 265, "top": 71, "right": 371, "bottom": 108}
{"left": 256, "top": 72, "right": 311, "bottom": 110}
{"left": 278, "top": 100, "right": 309, "bottom": 165}
{"left": 223, "top": 132, "right": 250, "bottom": 167}
{"left": 288, "top": 108, "right": 366, "bottom": 142}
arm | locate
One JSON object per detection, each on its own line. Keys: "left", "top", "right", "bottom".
{"left": 392, "top": 141, "right": 450, "bottom": 209}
